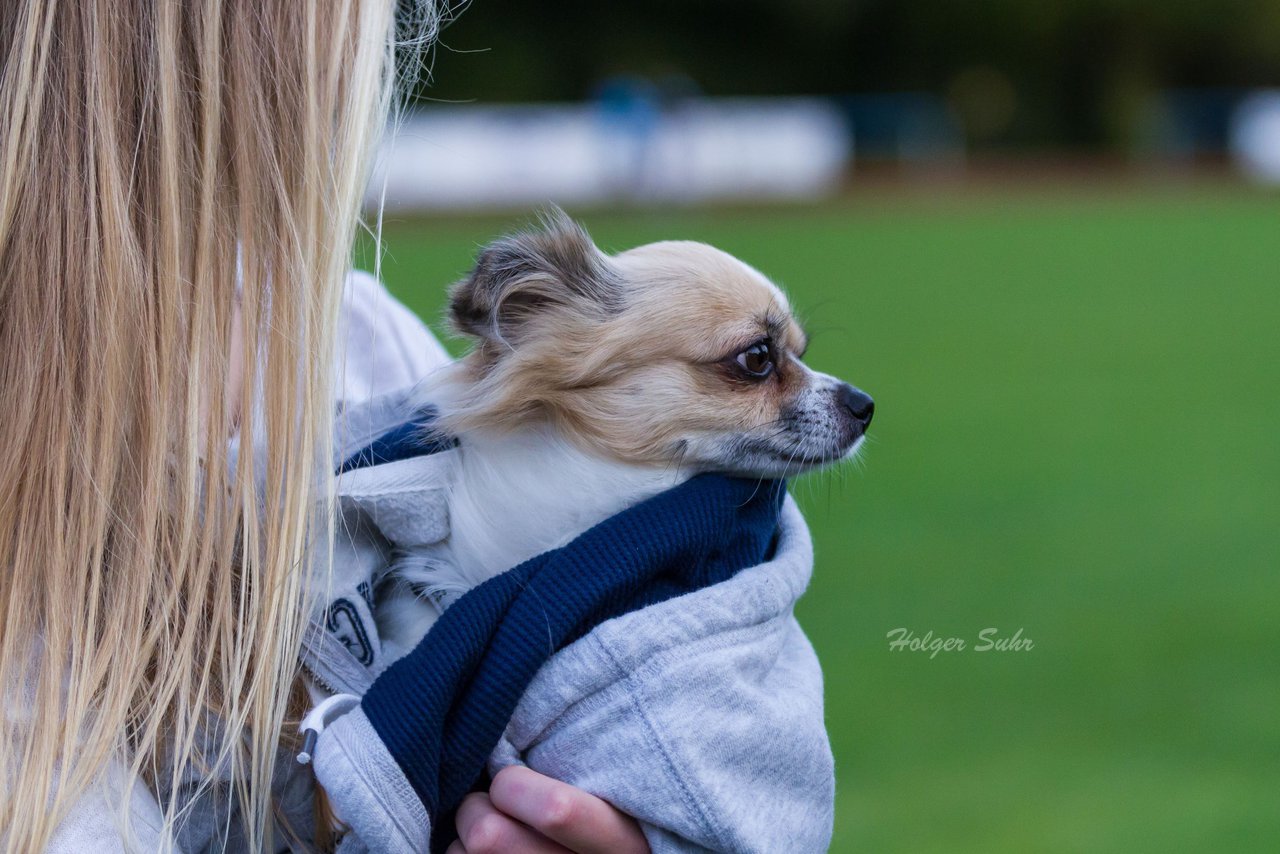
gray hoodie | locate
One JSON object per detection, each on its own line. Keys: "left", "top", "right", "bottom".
{"left": 308, "top": 384, "right": 835, "bottom": 854}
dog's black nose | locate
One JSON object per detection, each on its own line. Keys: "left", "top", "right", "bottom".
{"left": 837, "top": 384, "right": 874, "bottom": 426}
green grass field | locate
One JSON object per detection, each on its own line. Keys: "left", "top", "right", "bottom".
{"left": 360, "top": 187, "right": 1280, "bottom": 853}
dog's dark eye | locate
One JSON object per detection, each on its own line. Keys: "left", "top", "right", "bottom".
{"left": 735, "top": 340, "right": 775, "bottom": 378}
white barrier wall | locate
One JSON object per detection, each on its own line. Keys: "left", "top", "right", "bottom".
{"left": 364, "top": 98, "right": 852, "bottom": 211}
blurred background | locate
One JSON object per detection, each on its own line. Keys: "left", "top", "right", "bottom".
{"left": 360, "top": 1, "right": 1280, "bottom": 850}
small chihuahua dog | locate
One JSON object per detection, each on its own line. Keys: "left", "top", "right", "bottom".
{"left": 377, "top": 209, "right": 873, "bottom": 652}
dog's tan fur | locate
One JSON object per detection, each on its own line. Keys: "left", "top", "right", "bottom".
{"left": 440, "top": 211, "right": 830, "bottom": 471}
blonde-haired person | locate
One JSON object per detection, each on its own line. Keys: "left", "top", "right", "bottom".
{"left": 3, "top": 1, "right": 841, "bottom": 851}
{"left": 0, "top": 1, "right": 650, "bottom": 851}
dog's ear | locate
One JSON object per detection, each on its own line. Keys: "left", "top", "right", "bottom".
{"left": 450, "top": 207, "right": 622, "bottom": 345}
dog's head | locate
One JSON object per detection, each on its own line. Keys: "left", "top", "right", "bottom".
{"left": 442, "top": 209, "right": 872, "bottom": 477}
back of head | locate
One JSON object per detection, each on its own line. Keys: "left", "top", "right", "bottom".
{"left": 0, "top": 1, "right": 425, "bottom": 848}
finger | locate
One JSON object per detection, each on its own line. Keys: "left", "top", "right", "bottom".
{"left": 488, "top": 766, "right": 650, "bottom": 854}
{"left": 454, "top": 791, "right": 574, "bottom": 854}
{"left": 445, "top": 843, "right": 465, "bottom": 854}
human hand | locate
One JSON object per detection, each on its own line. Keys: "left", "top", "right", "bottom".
{"left": 447, "top": 765, "right": 650, "bottom": 854}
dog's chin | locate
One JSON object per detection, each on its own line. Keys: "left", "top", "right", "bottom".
{"left": 694, "top": 433, "right": 865, "bottom": 479}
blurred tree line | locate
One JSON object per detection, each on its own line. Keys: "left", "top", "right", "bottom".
{"left": 415, "top": 0, "right": 1280, "bottom": 151}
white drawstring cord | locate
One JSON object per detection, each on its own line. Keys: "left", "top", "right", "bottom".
{"left": 296, "top": 693, "right": 360, "bottom": 765}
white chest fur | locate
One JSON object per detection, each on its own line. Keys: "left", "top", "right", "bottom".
{"left": 375, "top": 424, "right": 687, "bottom": 657}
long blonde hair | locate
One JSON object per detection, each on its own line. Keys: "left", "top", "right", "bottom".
{"left": 0, "top": 1, "right": 430, "bottom": 849}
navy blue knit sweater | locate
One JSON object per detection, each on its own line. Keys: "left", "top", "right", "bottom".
{"left": 346, "top": 424, "right": 784, "bottom": 851}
